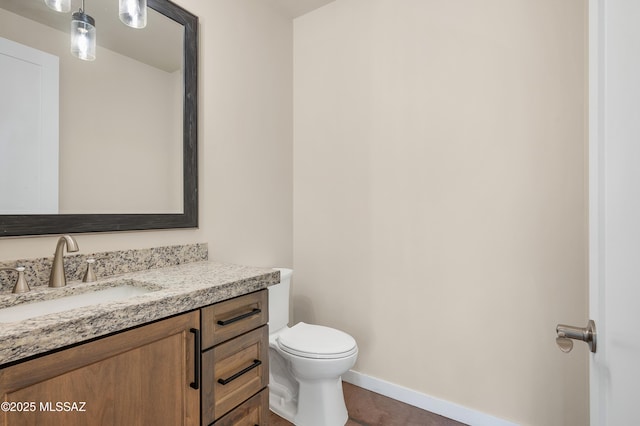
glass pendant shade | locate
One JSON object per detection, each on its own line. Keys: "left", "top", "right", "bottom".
{"left": 44, "top": 0, "right": 70, "bottom": 13}
{"left": 71, "top": 12, "right": 96, "bottom": 61}
{"left": 119, "top": 0, "right": 147, "bottom": 29}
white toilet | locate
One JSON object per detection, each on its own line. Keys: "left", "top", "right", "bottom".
{"left": 269, "top": 268, "right": 358, "bottom": 426}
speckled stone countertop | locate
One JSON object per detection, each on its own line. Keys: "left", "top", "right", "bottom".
{"left": 0, "top": 261, "right": 279, "bottom": 367}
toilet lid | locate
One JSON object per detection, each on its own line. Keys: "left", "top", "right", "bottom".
{"left": 277, "top": 322, "right": 357, "bottom": 359}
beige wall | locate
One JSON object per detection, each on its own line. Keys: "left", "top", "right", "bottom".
{"left": 0, "top": 0, "right": 293, "bottom": 270}
{"left": 293, "top": 1, "right": 588, "bottom": 425}
{"left": 59, "top": 52, "right": 183, "bottom": 214}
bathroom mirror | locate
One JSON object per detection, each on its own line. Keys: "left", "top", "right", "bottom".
{"left": 0, "top": 0, "right": 198, "bottom": 237}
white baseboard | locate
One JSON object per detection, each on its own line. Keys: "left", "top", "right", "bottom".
{"left": 342, "top": 370, "right": 518, "bottom": 426}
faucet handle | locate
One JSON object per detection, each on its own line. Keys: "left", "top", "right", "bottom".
{"left": 0, "top": 266, "right": 30, "bottom": 294}
{"left": 82, "top": 258, "right": 97, "bottom": 283}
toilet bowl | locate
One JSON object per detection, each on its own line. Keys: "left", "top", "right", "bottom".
{"left": 269, "top": 269, "right": 358, "bottom": 426}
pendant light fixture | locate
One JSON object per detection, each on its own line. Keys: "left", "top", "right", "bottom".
{"left": 44, "top": 0, "right": 70, "bottom": 13}
{"left": 44, "top": 0, "right": 149, "bottom": 61}
{"left": 70, "top": 0, "right": 96, "bottom": 61}
{"left": 119, "top": 0, "right": 147, "bottom": 29}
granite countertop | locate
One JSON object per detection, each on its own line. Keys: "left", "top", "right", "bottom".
{"left": 0, "top": 261, "right": 279, "bottom": 367}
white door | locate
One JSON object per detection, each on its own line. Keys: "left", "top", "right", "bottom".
{"left": 0, "top": 37, "right": 59, "bottom": 214}
{"left": 588, "top": 0, "right": 640, "bottom": 424}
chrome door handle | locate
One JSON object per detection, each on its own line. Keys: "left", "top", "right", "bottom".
{"left": 556, "top": 320, "right": 596, "bottom": 353}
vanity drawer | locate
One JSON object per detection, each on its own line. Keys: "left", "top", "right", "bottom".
{"left": 212, "top": 388, "right": 269, "bottom": 426}
{"left": 201, "top": 290, "right": 268, "bottom": 349}
{"left": 202, "top": 326, "right": 269, "bottom": 424}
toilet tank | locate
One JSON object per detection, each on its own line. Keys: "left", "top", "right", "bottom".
{"left": 269, "top": 268, "right": 292, "bottom": 332}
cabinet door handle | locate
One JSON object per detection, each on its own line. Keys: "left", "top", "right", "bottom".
{"left": 190, "top": 328, "right": 201, "bottom": 389}
{"left": 216, "top": 308, "right": 261, "bottom": 326}
{"left": 217, "top": 359, "right": 262, "bottom": 385}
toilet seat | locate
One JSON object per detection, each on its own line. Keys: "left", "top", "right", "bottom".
{"left": 277, "top": 322, "right": 357, "bottom": 359}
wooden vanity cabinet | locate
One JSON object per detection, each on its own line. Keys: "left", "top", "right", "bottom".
{"left": 0, "top": 289, "right": 271, "bottom": 426}
{"left": 0, "top": 311, "right": 200, "bottom": 426}
{"left": 200, "top": 290, "right": 269, "bottom": 426}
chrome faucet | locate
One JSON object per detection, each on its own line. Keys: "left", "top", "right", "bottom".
{"left": 49, "top": 235, "right": 79, "bottom": 288}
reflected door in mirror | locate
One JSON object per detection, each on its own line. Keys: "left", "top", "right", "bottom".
{"left": 0, "top": 37, "right": 59, "bottom": 214}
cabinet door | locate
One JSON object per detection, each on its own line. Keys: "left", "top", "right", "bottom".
{"left": 0, "top": 311, "right": 200, "bottom": 426}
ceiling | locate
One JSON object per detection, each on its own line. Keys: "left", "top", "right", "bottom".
{"left": 270, "top": 0, "right": 335, "bottom": 18}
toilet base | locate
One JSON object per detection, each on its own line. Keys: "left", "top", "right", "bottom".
{"left": 269, "top": 376, "right": 348, "bottom": 426}
{"left": 295, "top": 376, "right": 348, "bottom": 426}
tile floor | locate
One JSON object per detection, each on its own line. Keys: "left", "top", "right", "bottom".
{"left": 268, "top": 382, "right": 467, "bottom": 426}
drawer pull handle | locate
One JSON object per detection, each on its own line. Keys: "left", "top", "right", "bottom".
{"left": 217, "top": 308, "right": 261, "bottom": 326}
{"left": 217, "top": 359, "right": 262, "bottom": 385}
{"left": 190, "top": 328, "right": 201, "bottom": 390}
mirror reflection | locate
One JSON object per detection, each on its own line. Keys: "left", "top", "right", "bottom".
{"left": 0, "top": 0, "right": 184, "bottom": 215}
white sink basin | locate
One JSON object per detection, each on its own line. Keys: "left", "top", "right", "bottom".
{"left": 0, "top": 285, "right": 153, "bottom": 323}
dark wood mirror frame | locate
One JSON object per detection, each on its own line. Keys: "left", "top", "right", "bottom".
{"left": 0, "top": 0, "right": 198, "bottom": 238}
